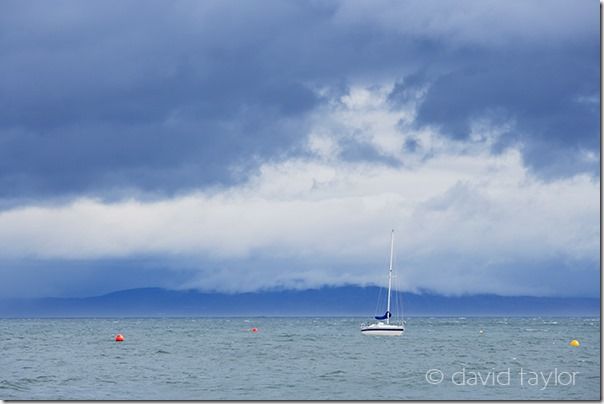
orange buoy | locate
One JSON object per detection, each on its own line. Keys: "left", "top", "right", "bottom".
{"left": 251, "top": 327, "right": 258, "bottom": 333}
{"left": 115, "top": 334, "right": 124, "bottom": 342}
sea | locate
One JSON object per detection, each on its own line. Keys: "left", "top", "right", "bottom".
{"left": 0, "top": 317, "right": 600, "bottom": 400}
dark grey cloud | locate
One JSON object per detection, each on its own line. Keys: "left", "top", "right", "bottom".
{"left": 397, "top": 43, "right": 599, "bottom": 177}
{"left": 1, "top": 0, "right": 597, "bottom": 202}
{"left": 0, "top": 1, "right": 339, "bottom": 200}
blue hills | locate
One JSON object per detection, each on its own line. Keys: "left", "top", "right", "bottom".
{"left": 0, "top": 286, "right": 599, "bottom": 317}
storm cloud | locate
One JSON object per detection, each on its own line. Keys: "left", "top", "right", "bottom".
{"left": 0, "top": 0, "right": 599, "bottom": 298}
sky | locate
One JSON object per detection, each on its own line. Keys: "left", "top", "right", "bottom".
{"left": 0, "top": 0, "right": 599, "bottom": 298}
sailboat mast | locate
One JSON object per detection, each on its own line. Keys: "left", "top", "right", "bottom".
{"left": 386, "top": 229, "right": 394, "bottom": 325}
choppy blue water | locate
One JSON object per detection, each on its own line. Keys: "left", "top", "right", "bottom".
{"left": 0, "top": 317, "right": 599, "bottom": 400}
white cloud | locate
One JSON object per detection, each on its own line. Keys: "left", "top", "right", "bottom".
{"left": 0, "top": 84, "right": 598, "bottom": 296}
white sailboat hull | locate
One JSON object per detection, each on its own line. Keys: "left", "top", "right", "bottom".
{"left": 361, "top": 323, "right": 404, "bottom": 336}
{"left": 361, "top": 329, "right": 404, "bottom": 336}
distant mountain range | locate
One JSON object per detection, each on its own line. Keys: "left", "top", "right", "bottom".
{"left": 0, "top": 286, "right": 599, "bottom": 317}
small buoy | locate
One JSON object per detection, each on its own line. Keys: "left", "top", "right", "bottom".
{"left": 251, "top": 327, "right": 258, "bottom": 333}
{"left": 115, "top": 334, "right": 124, "bottom": 342}
{"left": 479, "top": 329, "right": 484, "bottom": 334}
{"left": 569, "top": 339, "right": 580, "bottom": 347}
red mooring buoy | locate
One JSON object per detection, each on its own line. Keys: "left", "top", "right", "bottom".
{"left": 251, "top": 327, "right": 258, "bottom": 333}
{"left": 115, "top": 334, "right": 124, "bottom": 342}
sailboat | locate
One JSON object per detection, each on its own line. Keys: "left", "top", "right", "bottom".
{"left": 361, "top": 229, "right": 405, "bottom": 336}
